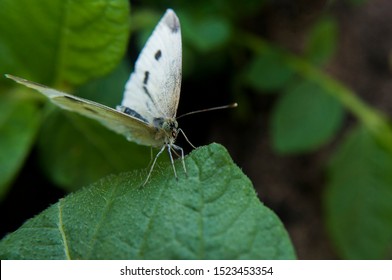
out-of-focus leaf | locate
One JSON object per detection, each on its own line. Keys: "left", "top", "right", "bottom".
{"left": 182, "top": 14, "right": 231, "bottom": 52}
{"left": 0, "top": 143, "right": 296, "bottom": 260}
{"left": 38, "top": 110, "right": 150, "bottom": 192}
{"left": 271, "top": 80, "right": 344, "bottom": 154}
{"left": 305, "top": 17, "right": 338, "bottom": 65}
{"left": 36, "top": 60, "right": 153, "bottom": 192}
{"left": 244, "top": 50, "right": 295, "bottom": 92}
{"left": 0, "top": 0, "right": 130, "bottom": 87}
{"left": 0, "top": 96, "right": 41, "bottom": 199}
{"left": 325, "top": 127, "right": 392, "bottom": 259}
{"left": 75, "top": 59, "right": 130, "bottom": 108}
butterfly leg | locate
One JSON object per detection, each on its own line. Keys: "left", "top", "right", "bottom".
{"left": 143, "top": 145, "right": 166, "bottom": 186}
{"left": 167, "top": 144, "right": 178, "bottom": 180}
{"left": 170, "top": 146, "right": 181, "bottom": 158}
{"left": 172, "top": 144, "right": 187, "bottom": 177}
{"left": 146, "top": 146, "right": 154, "bottom": 169}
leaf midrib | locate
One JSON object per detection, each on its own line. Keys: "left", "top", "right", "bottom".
{"left": 53, "top": 0, "right": 71, "bottom": 87}
{"left": 57, "top": 199, "right": 71, "bottom": 260}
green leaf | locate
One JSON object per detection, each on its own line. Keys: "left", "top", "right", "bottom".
{"left": 271, "top": 80, "right": 344, "bottom": 154}
{"left": 305, "top": 17, "right": 338, "bottom": 65}
{"left": 75, "top": 59, "right": 130, "bottom": 108}
{"left": 0, "top": 143, "right": 296, "bottom": 260}
{"left": 325, "top": 127, "right": 392, "bottom": 259}
{"left": 0, "top": 96, "right": 41, "bottom": 200}
{"left": 38, "top": 111, "right": 149, "bottom": 192}
{"left": 0, "top": 0, "right": 130, "bottom": 86}
{"left": 182, "top": 14, "right": 231, "bottom": 52}
{"left": 244, "top": 50, "right": 295, "bottom": 92}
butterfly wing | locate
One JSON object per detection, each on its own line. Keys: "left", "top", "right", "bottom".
{"left": 5, "top": 75, "right": 162, "bottom": 147}
{"left": 121, "top": 9, "right": 182, "bottom": 123}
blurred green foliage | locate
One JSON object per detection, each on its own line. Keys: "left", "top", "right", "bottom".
{"left": 0, "top": 0, "right": 133, "bottom": 194}
{"left": 245, "top": 48, "right": 295, "bottom": 92}
{"left": 0, "top": 0, "right": 391, "bottom": 259}
{"left": 0, "top": 96, "right": 41, "bottom": 197}
{"left": 326, "top": 127, "right": 392, "bottom": 259}
{"left": 271, "top": 81, "right": 343, "bottom": 153}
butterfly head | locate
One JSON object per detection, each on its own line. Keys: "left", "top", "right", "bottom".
{"left": 163, "top": 118, "right": 179, "bottom": 141}
{"left": 154, "top": 117, "right": 179, "bottom": 143}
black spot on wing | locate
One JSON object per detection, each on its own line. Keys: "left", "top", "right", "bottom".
{"left": 62, "top": 95, "right": 89, "bottom": 106}
{"left": 155, "top": 50, "right": 162, "bottom": 61}
{"left": 143, "top": 71, "right": 149, "bottom": 85}
{"left": 63, "top": 95, "right": 80, "bottom": 102}
{"left": 146, "top": 101, "right": 152, "bottom": 112}
{"left": 62, "top": 96, "right": 101, "bottom": 115}
{"left": 83, "top": 107, "right": 99, "bottom": 114}
{"left": 119, "top": 106, "right": 148, "bottom": 123}
{"left": 143, "top": 86, "right": 158, "bottom": 108}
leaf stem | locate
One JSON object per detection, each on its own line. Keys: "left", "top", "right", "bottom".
{"left": 237, "top": 31, "right": 392, "bottom": 152}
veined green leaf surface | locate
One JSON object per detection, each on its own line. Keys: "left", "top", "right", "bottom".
{"left": 0, "top": 143, "right": 296, "bottom": 260}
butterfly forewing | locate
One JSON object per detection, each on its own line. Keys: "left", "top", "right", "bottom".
{"left": 5, "top": 9, "right": 189, "bottom": 186}
{"left": 5, "top": 75, "right": 162, "bottom": 147}
{"left": 121, "top": 9, "right": 182, "bottom": 123}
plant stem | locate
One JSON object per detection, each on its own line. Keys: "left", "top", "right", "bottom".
{"left": 238, "top": 32, "right": 392, "bottom": 152}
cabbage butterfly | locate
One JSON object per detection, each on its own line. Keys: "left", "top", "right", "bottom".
{"left": 6, "top": 9, "right": 236, "bottom": 186}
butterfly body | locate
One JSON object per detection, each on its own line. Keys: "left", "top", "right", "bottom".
{"left": 117, "top": 105, "right": 178, "bottom": 148}
{"left": 6, "top": 9, "right": 185, "bottom": 185}
{"left": 6, "top": 9, "right": 236, "bottom": 185}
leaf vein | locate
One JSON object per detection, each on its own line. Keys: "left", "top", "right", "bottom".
{"left": 58, "top": 199, "right": 71, "bottom": 260}
{"left": 86, "top": 184, "right": 119, "bottom": 258}
{"left": 135, "top": 183, "right": 167, "bottom": 258}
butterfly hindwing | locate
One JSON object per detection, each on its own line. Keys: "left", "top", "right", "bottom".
{"left": 5, "top": 75, "right": 161, "bottom": 147}
{"left": 121, "top": 9, "right": 182, "bottom": 123}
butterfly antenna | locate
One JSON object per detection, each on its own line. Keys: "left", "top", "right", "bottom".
{"left": 176, "top": 103, "right": 238, "bottom": 119}
{"left": 178, "top": 128, "right": 196, "bottom": 149}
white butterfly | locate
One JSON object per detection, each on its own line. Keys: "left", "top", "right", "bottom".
{"left": 6, "top": 9, "right": 236, "bottom": 186}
